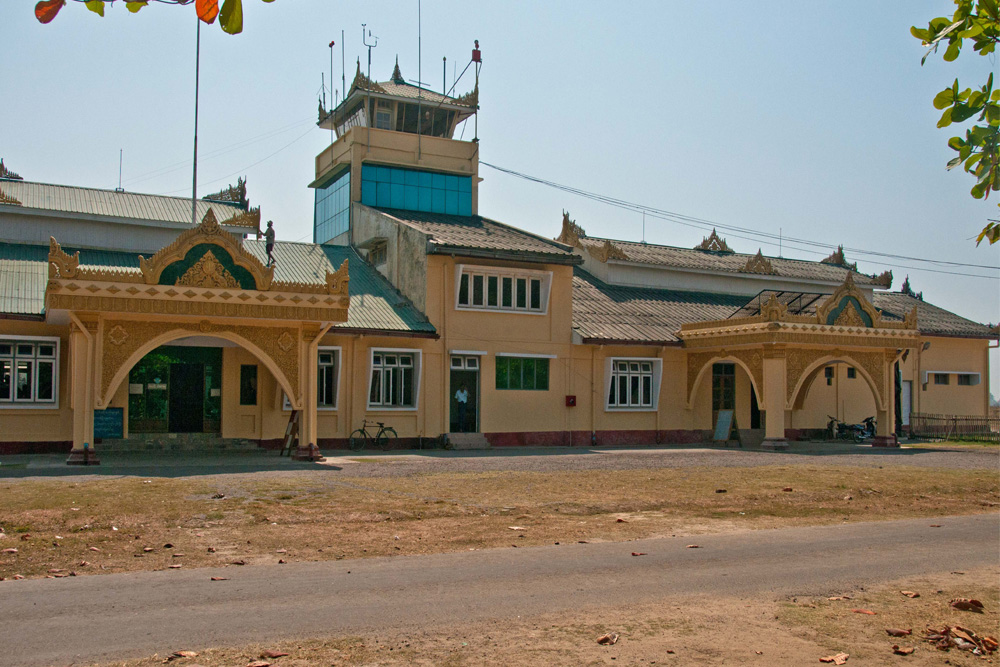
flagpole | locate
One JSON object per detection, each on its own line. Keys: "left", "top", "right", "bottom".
{"left": 192, "top": 14, "right": 201, "bottom": 225}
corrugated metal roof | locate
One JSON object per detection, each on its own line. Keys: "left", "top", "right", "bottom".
{"left": 0, "top": 180, "right": 244, "bottom": 226}
{"left": 373, "top": 207, "right": 579, "bottom": 262}
{"left": 0, "top": 242, "right": 143, "bottom": 315}
{"left": 0, "top": 240, "right": 435, "bottom": 335}
{"left": 731, "top": 289, "right": 995, "bottom": 339}
{"left": 224, "top": 240, "right": 436, "bottom": 334}
{"left": 576, "top": 235, "right": 879, "bottom": 286}
{"left": 0, "top": 259, "right": 46, "bottom": 316}
{"left": 572, "top": 268, "right": 748, "bottom": 344}
{"left": 872, "top": 292, "right": 995, "bottom": 339}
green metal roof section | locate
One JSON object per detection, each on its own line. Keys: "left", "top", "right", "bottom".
{"left": 233, "top": 240, "right": 436, "bottom": 335}
{"left": 0, "top": 241, "right": 143, "bottom": 316}
{"left": 0, "top": 240, "right": 435, "bottom": 336}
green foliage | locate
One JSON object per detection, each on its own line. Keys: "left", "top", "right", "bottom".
{"left": 34, "top": 0, "right": 273, "bottom": 35}
{"left": 913, "top": 0, "right": 1000, "bottom": 244}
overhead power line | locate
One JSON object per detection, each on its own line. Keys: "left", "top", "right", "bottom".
{"left": 480, "top": 161, "right": 1000, "bottom": 281}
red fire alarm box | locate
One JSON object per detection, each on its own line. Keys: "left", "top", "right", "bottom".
{"left": 565, "top": 395, "right": 576, "bottom": 407}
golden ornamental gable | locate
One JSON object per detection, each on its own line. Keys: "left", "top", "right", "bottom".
{"left": 741, "top": 249, "right": 777, "bottom": 275}
{"left": 138, "top": 209, "right": 274, "bottom": 290}
{"left": 695, "top": 229, "right": 732, "bottom": 253}
{"left": 0, "top": 186, "right": 21, "bottom": 206}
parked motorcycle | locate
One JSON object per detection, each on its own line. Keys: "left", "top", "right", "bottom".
{"left": 827, "top": 415, "right": 870, "bottom": 443}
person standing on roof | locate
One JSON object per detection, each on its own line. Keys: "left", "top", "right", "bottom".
{"left": 264, "top": 220, "right": 276, "bottom": 266}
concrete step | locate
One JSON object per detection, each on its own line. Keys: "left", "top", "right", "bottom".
{"left": 98, "top": 434, "right": 260, "bottom": 452}
{"left": 445, "top": 432, "right": 491, "bottom": 450}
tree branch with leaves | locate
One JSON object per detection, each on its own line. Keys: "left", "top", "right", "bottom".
{"left": 912, "top": 0, "right": 1000, "bottom": 245}
{"left": 34, "top": 0, "right": 275, "bottom": 35}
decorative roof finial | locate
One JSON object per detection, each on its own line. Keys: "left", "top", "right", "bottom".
{"left": 391, "top": 56, "right": 404, "bottom": 83}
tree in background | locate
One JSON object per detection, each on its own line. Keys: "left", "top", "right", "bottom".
{"left": 912, "top": 0, "right": 1000, "bottom": 245}
{"left": 34, "top": 0, "right": 274, "bottom": 35}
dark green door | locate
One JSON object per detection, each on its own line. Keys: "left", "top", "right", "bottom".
{"left": 168, "top": 363, "right": 204, "bottom": 433}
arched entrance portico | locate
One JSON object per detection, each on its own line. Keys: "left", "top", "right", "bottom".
{"left": 680, "top": 275, "right": 919, "bottom": 448}
{"left": 45, "top": 211, "right": 350, "bottom": 463}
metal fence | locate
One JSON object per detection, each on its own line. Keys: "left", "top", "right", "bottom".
{"left": 909, "top": 412, "right": 1000, "bottom": 443}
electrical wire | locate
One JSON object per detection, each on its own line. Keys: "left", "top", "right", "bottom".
{"left": 480, "top": 161, "right": 1000, "bottom": 280}
{"left": 122, "top": 117, "right": 315, "bottom": 188}
{"left": 155, "top": 125, "right": 319, "bottom": 196}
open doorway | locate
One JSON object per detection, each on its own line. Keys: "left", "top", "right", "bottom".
{"left": 450, "top": 355, "right": 479, "bottom": 433}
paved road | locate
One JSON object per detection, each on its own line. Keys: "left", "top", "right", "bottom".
{"left": 1, "top": 514, "right": 996, "bottom": 666}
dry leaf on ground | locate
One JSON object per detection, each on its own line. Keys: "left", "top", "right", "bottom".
{"left": 950, "top": 598, "right": 985, "bottom": 612}
{"left": 819, "top": 652, "right": 849, "bottom": 664}
{"left": 597, "top": 633, "right": 619, "bottom": 645}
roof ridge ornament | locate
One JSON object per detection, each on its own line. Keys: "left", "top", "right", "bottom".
{"left": 556, "top": 210, "right": 587, "bottom": 248}
{"left": 391, "top": 56, "right": 404, "bottom": 84}
{"left": 452, "top": 83, "right": 479, "bottom": 108}
{"left": 0, "top": 159, "right": 23, "bottom": 181}
{"left": 588, "top": 239, "right": 629, "bottom": 263}
{"left": 0, "top": 186, "right": 21, "bottom": 206}
{"left": 203, "top": 176, "right": 249, "bottom": 210}
{"left": 870, "top": 269, "right": 892, "bottom": 289}
{"left": 695, "top": 229, "right": 732, "bottom": 253}
{"left": 741, "top": 249, "right": 777, "bottom": 275}
{"left": 820, "top": 244, "right": 858, "bottom": 271}
{"left": 351, "top": 59, "right": 385, "bottom": 94}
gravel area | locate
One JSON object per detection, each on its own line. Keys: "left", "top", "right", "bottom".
{"left": 2, "top": 441, "right": 996, "bottom": 481}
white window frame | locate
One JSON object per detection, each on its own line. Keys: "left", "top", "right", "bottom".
{"left": 0, "top": 335, "right": 60, "bottom": 410}
{"left": 604, "top": 357, "right": 662, "bottom": 412}
{"left": 367, "top": 347, "right": 422, "bottom": 411}
{"left": 454, "top": 264, "right": 553, "bottom": 315}
{"left": 282, "top": 346, "right": 342, "bottom": 411}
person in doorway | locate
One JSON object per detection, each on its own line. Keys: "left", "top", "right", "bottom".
{"left": 264, "top": 220, "right": 276, "bottom": 266}
{"left": 455, "top": 382, "right": 469, "bottom": 432}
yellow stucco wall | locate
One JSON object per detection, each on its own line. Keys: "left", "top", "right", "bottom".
{"left": 903, "top": 336, "right": 990, "bottom": 417}
{"left": 0, "top": 320, "right": 73, "bottom": 442}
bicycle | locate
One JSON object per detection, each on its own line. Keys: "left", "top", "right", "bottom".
{"left": 349, "top": 419, "right": 397, "bottom": 451}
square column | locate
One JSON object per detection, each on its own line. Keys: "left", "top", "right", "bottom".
{"left": 67, "top": 324, "right": 100, "bottom": 465}
{"left": 873, "top": 351, "right": 899, "bottom": 447}
{"left": 761, "top": 350, "right": 789, "bottom": 450}
{"left": 293, "top": 332, "right": 324, "bottom": 461}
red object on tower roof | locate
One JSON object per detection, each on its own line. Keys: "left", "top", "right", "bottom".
{"left": 472, "top": 40, "right": 481, "bottom": 63}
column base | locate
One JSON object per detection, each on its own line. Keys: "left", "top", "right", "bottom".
{"left": 760, "top": 438, "right": 789, "bottom": 451}
{"left": 871, "top": 435, "right": 899, "bottom": 448}
{"left": 292, "top": 443, "right": 325, "bottom": 462}
{"left": 66, "top": 448, "right": 101, "bottom": 465}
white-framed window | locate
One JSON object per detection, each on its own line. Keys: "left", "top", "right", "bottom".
{"left": 455, "top": 264, "right": 552, "bottom": 314}
{"left": 0, "top": 336, "right": 59, "bottom": 409}
{"left": 605, "top": 357, "right": 661, "bottom": 411}
{"left": 317, "top": 347, "right": 340, "bottom": 409}
{"left": 282, "top": 346, "right": 341, "bottom": 411}
{"left": 368, "top": 348, "right": 422, "bottom": 410}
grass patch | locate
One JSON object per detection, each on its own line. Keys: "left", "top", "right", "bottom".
{"left": 1, "top": 465, "right": 996, "bottom": 580}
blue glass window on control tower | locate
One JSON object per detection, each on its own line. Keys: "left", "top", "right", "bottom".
{"left": 361, "top": 165, "right": 472, "bottom": 216}
{"left": 314, "top": 169, "right": 351, "bottom": 244}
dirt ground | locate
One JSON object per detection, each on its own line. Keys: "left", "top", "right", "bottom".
{"left": 93, "top": 567, "right": 999, "bottom": 666}
{"left": 1, "top": 464, "right": 997, "bottom": 581}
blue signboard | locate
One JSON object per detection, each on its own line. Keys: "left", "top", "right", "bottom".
{"left": 94, "top": 407, "right": 124, "bottom": 439}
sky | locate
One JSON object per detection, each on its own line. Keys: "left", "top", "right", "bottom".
{"left": 2, "top": 0, "right": 999, "bottom": 392}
